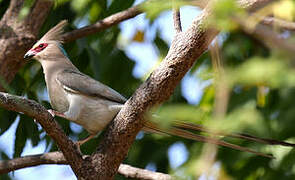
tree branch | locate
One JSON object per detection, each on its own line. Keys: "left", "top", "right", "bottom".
{"left": 89, "top": 0, "right": 276, "bottom": 179}
{"left": 262, "top": 17, "right": 295, "bottom": 31}
{"left": 62, "top": 4, "right": 142, "bottom": 42}
{"left": 0, "top": 92, "right": 85, "bottom": 176}
{"left": 0, "top": 152, "right": 66, "bottom": 174}
{"left": 0, "top": 152, "right": 172, "bottom": 180}
{"left": 118, "top": 164, "right": 172, "bottom": 180}
{"left": 0, "top": 0, "right": 53, "bottom": 90}
{"left": 173, "top": 9, "right": 182, "bottom": 33}
{"left": 233, "top": 16, "right": 295, "bottom": 53}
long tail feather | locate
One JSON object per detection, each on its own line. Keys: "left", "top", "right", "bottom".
{"left": 173, "top": 121, "right": 295, "bottom": 147}
{"left": 143, "top": 122, "right": 274, "bottom": 159}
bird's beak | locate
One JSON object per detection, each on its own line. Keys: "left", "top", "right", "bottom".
{"left": 24, "top": 50, "right": 35, "bottom": 59}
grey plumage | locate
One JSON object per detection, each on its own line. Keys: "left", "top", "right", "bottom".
{"left": 57, "top": 69, "right": 126, "bottom": 104}
{"left": 23, "top": 20, "right": 285, "bottom": 158}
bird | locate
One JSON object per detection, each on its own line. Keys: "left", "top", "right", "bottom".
{"left": 23, "top": 20, "right": 293, "bottom": 158}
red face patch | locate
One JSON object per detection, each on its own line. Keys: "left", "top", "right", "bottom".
{"left": 32, "top": 43, "right": 48, "bottom": 53}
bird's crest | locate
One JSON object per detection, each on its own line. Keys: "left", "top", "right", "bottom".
{"left": 39, "top": 20, "right": 68, "bottom": 43}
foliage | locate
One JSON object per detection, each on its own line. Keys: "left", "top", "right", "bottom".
{"left": 1, "top": 0, "right": 295, "bottom": 179}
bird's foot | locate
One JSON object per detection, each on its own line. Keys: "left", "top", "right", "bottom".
{"left": 73, "top": 142, "right": 82, "bottom": 154}
{"left": 48, "top": 109, "right": 56, "bottom": 117}
{"left": 48, "top": 109, "right": 67, "bottom": 119}
{"left": 76, "top": 134, "right": 96, "bottom": 147}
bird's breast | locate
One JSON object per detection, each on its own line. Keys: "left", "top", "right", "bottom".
{"left": 47, "top": 78, "right": 69, "bottom": 112}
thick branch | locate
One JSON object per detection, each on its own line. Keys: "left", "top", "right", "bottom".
{"left": 0, "top": 92, "right": 85, "bottom": 176}
{"left": 0, "top": 152, "right": 66, "bottom": 174}
{"left": 0, "top": 0, "right": 53, "bottom": 90}
{"left": 118, "top": 164, "right": 172, "bottom": 180}
{"left": 62, "top": 5, "right": 142, "bottom": 42}
{"left": 90, "top": 0, "right": 276, "bottom": 179}
{"left": 0, "top": 152, "right": 172, "bottom": 180}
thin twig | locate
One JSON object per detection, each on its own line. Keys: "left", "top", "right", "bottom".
{"left": 173, "top": 9, "right": 182, "bottom": 33}
{"left": 62, "top": 4, "right": 142, "bottom": 42}
{"left": 233, "top": 16, "right": 295, "bottom": 54}
{"left": 0, "top": 152, "right": 172, "bottom": 180}
{"left": 262, "top": 17, "right": 295, "bottom": 31}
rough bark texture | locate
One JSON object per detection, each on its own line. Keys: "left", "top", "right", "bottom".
{"left": 88, "top": 7, "right": 218, "bottom": 179}
{"left": 0, "top": 0, "right": 53, "bottom": 90}
{"left": 0, "top": 92, "right": 86, "bottom": 175}
{"left": 87, "top": 0, "right": 275, "bottom": 179}
{"left": 0, "top": 152, "right": 67, "bottom": 174}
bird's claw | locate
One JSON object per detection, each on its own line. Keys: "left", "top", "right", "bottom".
{"left": 48, "top": 109, "right": 55, "bottom": 117}
{"left": 74, "top": 141, "right": 82, "bottom": 154}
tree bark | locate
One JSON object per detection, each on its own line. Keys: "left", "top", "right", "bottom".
{"left": 0, "top": 0, "right": 53, "bottom": 91}
{"left": 87, "top": 0, "right": 275, "bottom": 179}
{"left": 0, "top": 151, "right": 172, "bottom": 180}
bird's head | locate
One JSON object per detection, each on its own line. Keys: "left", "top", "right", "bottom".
{"left": 24, "top": 20, "right": 68, "bottom": 61}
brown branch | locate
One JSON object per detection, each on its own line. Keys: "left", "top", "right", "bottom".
{"left": 0, "top": 152, "right": 66, "bottom": 174}
{"left": 262, "top": 17, "right": 295, "bottom": 31}
{"left": 0, "top": 92, "right": 85, "bottom": 176}
{"left": 62, "top": 5, "right": 142, "bottom": 42}
{"left": 233, "top": 16, "right": 295, "bottom": 54}
{"left": 0, "top": 0, "right": 53, "bottom": 90}
{"left": 88, "top": 0, "right": 276, "bottom": 179}
{"left": 0, "top": 152, "right": 172, "bottom": 180}
{"left": 118, "top": 164, "right": 172, "bottom": 180}
{"left": 173, "top": 9, "right": 182, "bottom": 33}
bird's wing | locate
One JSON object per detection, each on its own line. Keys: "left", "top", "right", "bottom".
{"left": 56, "top": 69, "right": 127, "bottom": 104}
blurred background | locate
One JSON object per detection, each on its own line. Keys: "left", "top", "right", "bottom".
{"left": 1, "top": 0, "right": 295, "bottom": 179}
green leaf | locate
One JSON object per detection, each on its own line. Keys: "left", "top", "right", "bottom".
{"left": 18, "top": 0, "right": 36, "bottom": 20}
{"left": 107, "top": 0, "right": 135, "bottom": 16}
{"left": 71, "top": 0, "right": 91, "bottom": 12}
{"left": 209, "top": 0, "right": 245, "bottom": 31}
{"left": 141, "top": 0, "right": 188, "bottom": 20}
{"left": 154, "top": 32, "right": 169, "bottom": 57}
{"left": 0, "top": 110, "right": 17, "bottom": 136}
{"left": 227, "top": 57, "right": 295, "bottom": 88}
{"left": 14, "top": 119, "right": 27, "bottom": 158}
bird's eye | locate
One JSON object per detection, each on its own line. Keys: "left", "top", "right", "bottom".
{"left": 33, "top": 43, "right": 47, "bottom": 52}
